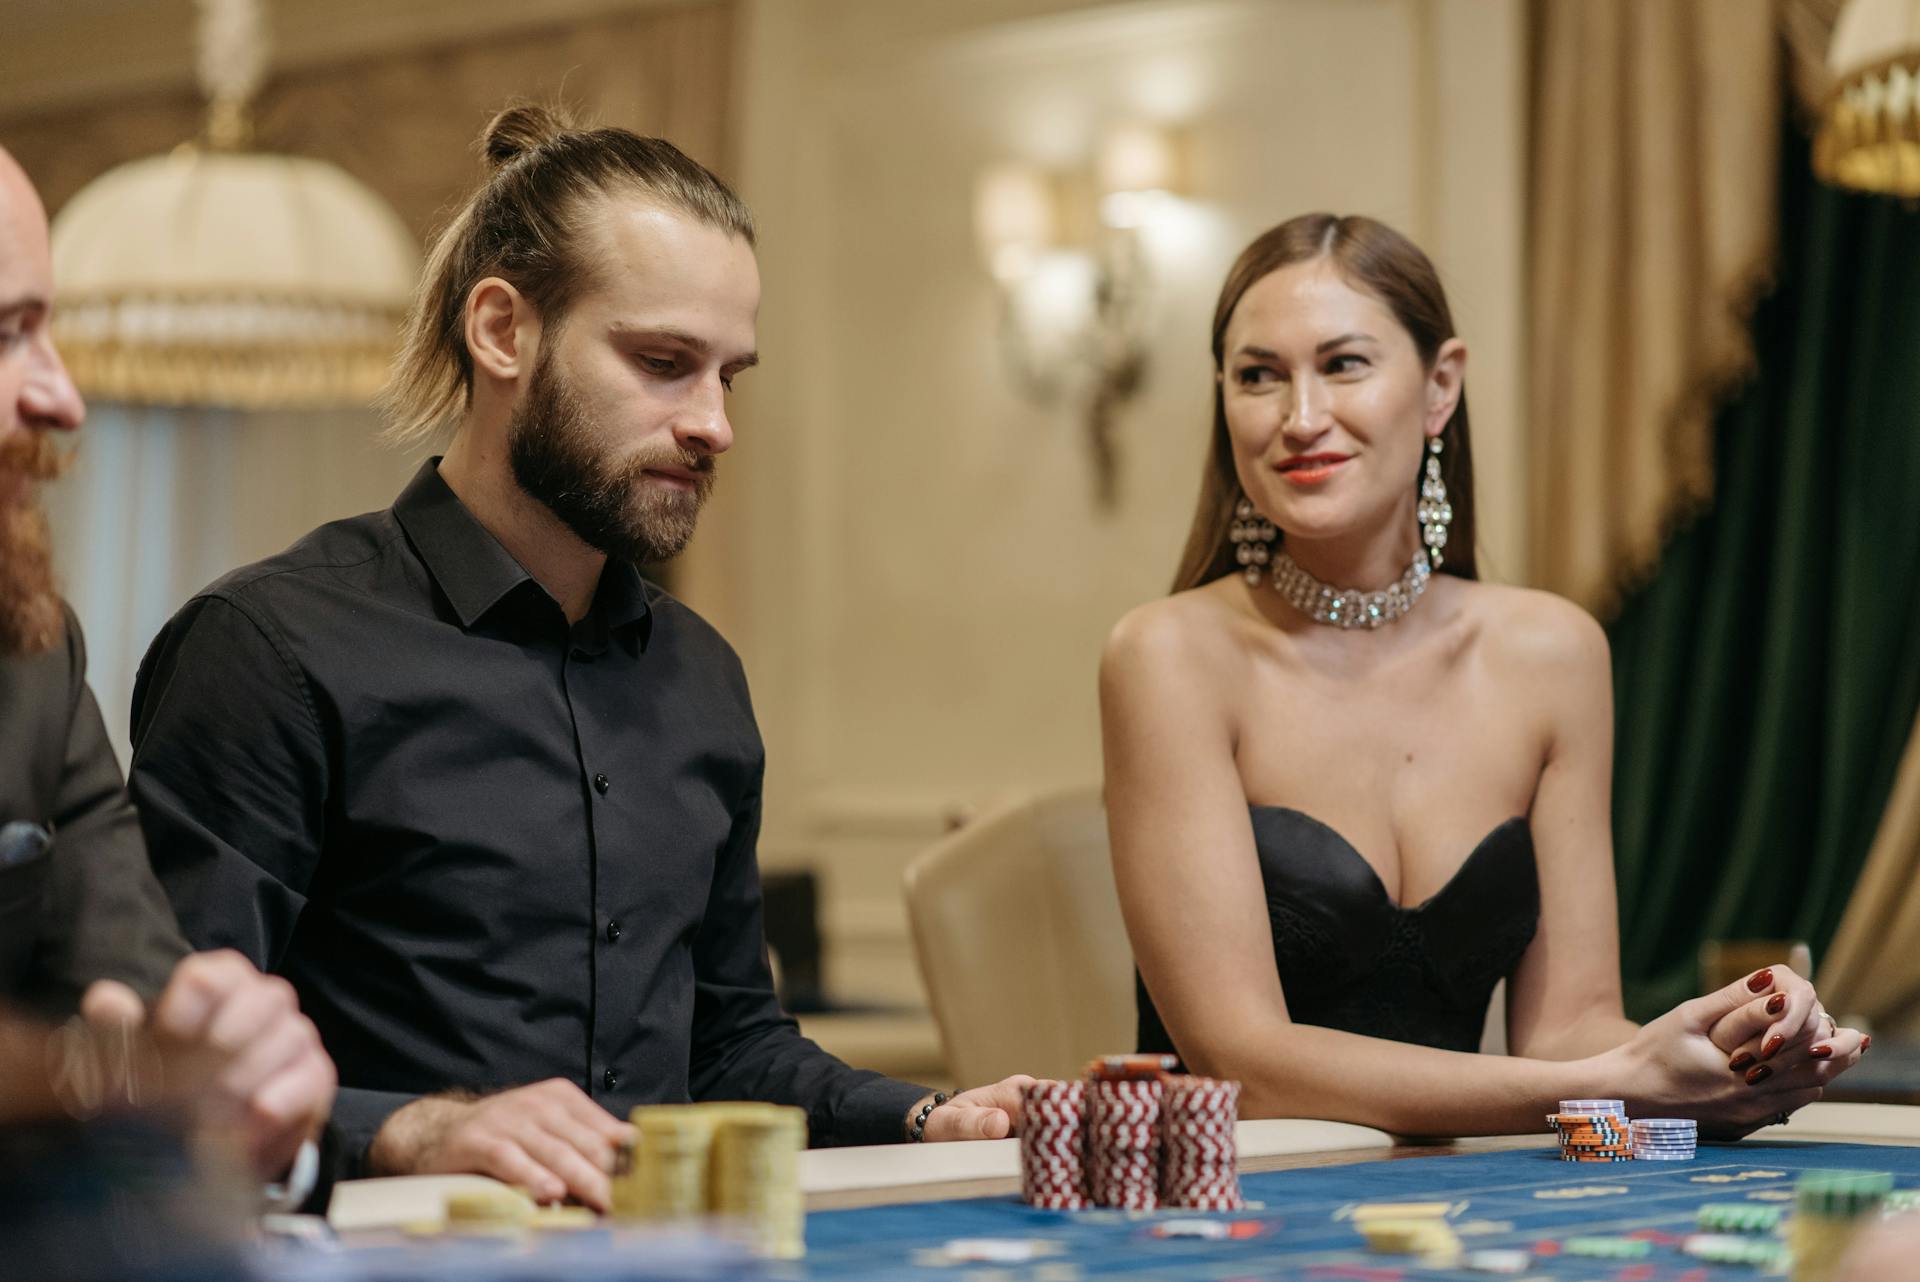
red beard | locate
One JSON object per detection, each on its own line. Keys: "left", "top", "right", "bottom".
{"left": 0, "top": 431, "right": 69, "bottom": 657}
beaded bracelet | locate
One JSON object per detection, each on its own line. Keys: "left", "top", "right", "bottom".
{"left": 908, "top": 1091, "right": 949, "bottom": 1142}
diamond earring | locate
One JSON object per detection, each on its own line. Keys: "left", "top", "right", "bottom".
{"left": 1418, "top": 437, "right": 1452, "bottom": 569}
{"left": 1229, "top": 496, "right": 1277, "bottom": 586}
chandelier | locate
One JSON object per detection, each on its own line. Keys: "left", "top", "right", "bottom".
{"left": 48, "top": 0, "right": 418, "bottom": 409}
{"left": 1815, "top": 0, "right": 1920, "bottom": 197}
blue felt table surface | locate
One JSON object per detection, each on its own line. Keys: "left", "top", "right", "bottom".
{"left": 790, "top": 1140, "right": 1920, "bottom": 1280}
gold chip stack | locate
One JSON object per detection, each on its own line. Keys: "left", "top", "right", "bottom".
{"left": 614, "top": 1105, "right": 719, "bottom": 1224}
{"left": 610, "top": 1100, "right": 807, "bottom": 1259}
{"left": 707, "top": 1102, "right": 807, "bottom": 1259}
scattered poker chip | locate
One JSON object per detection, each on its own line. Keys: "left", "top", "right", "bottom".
{"left": 1563, "top": 1235, "right": 1651, "bottom": 1258}
{"left": 1696, "top": 1202, "right": 1783, "bottom": 1233}
{"left": 1461, "top": 1247, "right": 1532, "bottom": 1273}
{"left": 1684, "top": 1233, "right": 1791, "bottom": 1267}
{"left": 1149, "top": 1219, "right": 1232, "bottom": 1240}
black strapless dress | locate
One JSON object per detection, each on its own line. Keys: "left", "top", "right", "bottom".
{"left": 1137, "top": 806, "right": 1540, "bottom": 1056}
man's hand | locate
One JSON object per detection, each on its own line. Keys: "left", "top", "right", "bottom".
{"left": 916, "top": 1075, "right": 1036, "bottom": 1142}
{"left": 80, "top": 950, "right": 336, "bottom": 1181}
{"left": 367, "top": 1079, "right": 633, "bottom": 1211}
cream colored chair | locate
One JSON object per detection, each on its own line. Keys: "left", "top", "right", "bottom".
{"left": 904, "top": 786, "right": 1137, "bottom": 1086}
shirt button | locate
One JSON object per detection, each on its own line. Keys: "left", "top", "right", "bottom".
{"left": 603, "top": 1068, "right": 620, "bottom": 1091}
{"left": 593, "top": 773, "right": 610, "bottom": 796}
{"left": 606, "top": 919, "right": 622, "bottom": 943}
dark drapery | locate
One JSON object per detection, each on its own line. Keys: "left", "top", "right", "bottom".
{"left": 1609, "top": 121, "right": 1920, "bottom": 1020}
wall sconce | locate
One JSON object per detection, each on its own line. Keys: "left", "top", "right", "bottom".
{"left": 974, "top": 124, "right": 1184, "bottom": 509}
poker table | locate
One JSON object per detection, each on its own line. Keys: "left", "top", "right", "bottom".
{"left": 302, "top": 1103, "right": 1920, "bottom": 1281}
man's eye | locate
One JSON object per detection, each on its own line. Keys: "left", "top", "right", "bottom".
{"left": 638, "top": 355, "right": 678, "bottom": 375}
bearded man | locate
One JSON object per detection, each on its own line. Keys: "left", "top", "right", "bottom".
{"left": 127, "top": 107, "right": 1030, "bottom": 1208}
{"left": 0, "top": 144, "right": 334, "bottom": 1198}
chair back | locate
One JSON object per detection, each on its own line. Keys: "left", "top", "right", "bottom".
{"left": 904, "top": 786, "right": 1137, "bottom": 1086}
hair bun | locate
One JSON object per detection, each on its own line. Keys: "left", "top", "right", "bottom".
{"left": 482, "top": 103, "right": 576, "bottom": 170}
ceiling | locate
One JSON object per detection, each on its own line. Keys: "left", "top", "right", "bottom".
{"left": 0, "top": 0, "right": 713, "bottom": 118}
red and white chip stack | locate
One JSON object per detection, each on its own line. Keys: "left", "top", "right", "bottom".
{"left": 1088, "top": 1076, "right": 1164, "bottom": 1210}
{"left": 1019, "top": 1079, "right": 1088, "bottom": 1209}
{"left": 1160, "top": 1075, "right": 1243, "bottom": 1210}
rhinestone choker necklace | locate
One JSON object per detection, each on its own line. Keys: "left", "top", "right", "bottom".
{"left": 1269, "top": 546, "right": 1432, "bottom": 630}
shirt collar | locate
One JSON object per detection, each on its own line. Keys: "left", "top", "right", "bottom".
{"left": 392, "top": 459, "right": 654, "bottom": 646}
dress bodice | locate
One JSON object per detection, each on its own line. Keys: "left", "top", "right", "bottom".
{"left": 1137, "top": 806, "right": 1540, "bottom": 1057}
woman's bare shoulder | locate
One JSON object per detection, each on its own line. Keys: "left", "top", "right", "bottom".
{"left": 1102, "top": 580, "right": 1251, "bottom": 679}
{"left": 1454, "top": 580, "right": 1609, "bottom": 683}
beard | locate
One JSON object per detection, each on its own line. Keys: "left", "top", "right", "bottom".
{"left": 0, "top": 431, "right": 69, "bottom": 658}
{"left": 507, "top": 353, "right": 716, "bottom": 567}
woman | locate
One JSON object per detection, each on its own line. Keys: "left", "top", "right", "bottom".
{"left": 1099, "top": 214, "right": 1863, "bottom": 1136}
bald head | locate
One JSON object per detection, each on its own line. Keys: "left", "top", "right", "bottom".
{"left": 0, "top": 144, "right": 82, "bottom": 657}
{"left": 0, "top": 143, "right": 82, "bottom": 451}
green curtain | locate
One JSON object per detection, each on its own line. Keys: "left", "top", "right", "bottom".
{"left": 1609, "top": 122, "right": 1920, "bottom": 1020}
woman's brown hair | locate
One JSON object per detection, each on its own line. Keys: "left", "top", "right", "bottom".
{"left": 382, "top": 102, "right": 755, "bottom": 445}
{"left": 1170, "top": 213, "right": 1476, "bottom": 591}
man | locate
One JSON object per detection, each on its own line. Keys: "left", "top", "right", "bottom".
{"left": 129, "top": 106, "right": 1028, "bottom": 1211}
{"left": 0, "top": 145, "right": 335, "bottom": 1190}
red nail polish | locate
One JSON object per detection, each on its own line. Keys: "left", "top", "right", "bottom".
{"left": 1762, "top": 1035, "right": 1785, "bottom": 1060}
{"left": 1766, "top": 993, "right": 1787, "bottom": 1016}
{"left": 1728, "top": 1051, "right": 1756, "bottom": 1072}
{"left": 1747, "top": 968, "right": 1774, "bottom": 993}
{"left": 1746, "top": 1064, "right": 1773, "bottom": 1085}
{"left": 1809, "top": 1044, "right": 1833, "bottom": 1059}
{"left": 1863, "top": 1035, "right": 1872, "bottom": 1053}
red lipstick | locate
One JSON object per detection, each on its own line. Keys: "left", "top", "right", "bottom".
{"left": 1276, "top": 453, "right": 1351, "bottom": 485}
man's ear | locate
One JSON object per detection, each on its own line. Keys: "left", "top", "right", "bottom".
{"left": 464, "top": 277, "right": 540, "bottom": 382}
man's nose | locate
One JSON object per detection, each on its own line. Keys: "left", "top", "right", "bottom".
{"left": 21, "top": 332, "right": 85, "bottom": 433}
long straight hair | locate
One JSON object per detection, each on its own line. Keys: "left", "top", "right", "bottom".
{"left": 1171, "top": 213, "right": 1477, "bottom": 592}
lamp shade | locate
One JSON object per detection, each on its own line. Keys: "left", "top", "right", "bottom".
{"left": 1815, "top": 0, "right": 1920, "bottom": 196}
{"left": 50, "top": 147, "right": 419, "bottom": 409}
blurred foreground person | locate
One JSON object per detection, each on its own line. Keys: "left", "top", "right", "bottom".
{"left": 0, "top": 145, "right": 337, "bottom": 1278}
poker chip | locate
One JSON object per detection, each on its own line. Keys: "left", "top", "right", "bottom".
{"left": 1697, "top": 1202, "right": 1783, "bottom": 1233}
{"left": 1788, "top": 1169, "right": 1892, "bottom": 1270}
{"left": 1160, "top": 1075, "right": 1243, "bottom": 1211}
{"left": 1547, "top": 1112, "right": 1634, "bottom": 1162}
{"left": 609, "top": 1102, "right": 806, "bottom": 1258}
{"left": 1629, "top": 1118, "right": 1696, "bottom": 1161}
{"left": 1020, "top": 1080, "right": 1087, "bottom": 1210}
{"left": 1684, "top": 1233, "right": 1791, "bottom": 1267}
{"left": 1026, "top": 1057, "right": 1244, "bottom": 1215}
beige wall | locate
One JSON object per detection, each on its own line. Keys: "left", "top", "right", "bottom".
{"left": 693, "top": 0, "right": 1528, "bottom": 1004}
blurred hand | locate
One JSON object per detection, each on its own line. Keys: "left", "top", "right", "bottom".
{"left": 80, "top": 950, "right": 336, "bottom": 1181}
{"left": 367, "top": 1078, "right": 633, "bottom": 1211}
{"left": 918, "top": 1074, "right": 1037, "bottom": 1142}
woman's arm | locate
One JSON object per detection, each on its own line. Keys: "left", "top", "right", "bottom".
{"left": 1498, "top": 595, "right": 1639, "bottom": 1061}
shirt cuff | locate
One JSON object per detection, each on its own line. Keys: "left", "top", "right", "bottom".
{"left": 261, "top": 1138, "right": 319, "bottom": 1212}
{"left": 817, "top": 1075, "right": 935, "bottom": 1147}
{"left": 327, "top": 1086, "right": 423, "bottom": 1178}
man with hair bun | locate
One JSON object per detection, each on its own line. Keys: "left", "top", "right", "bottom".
{"left": 128, "top": 105, "right": 1032, "bottom": 1209}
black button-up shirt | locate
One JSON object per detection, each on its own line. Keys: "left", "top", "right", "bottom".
{"left": 128, "top": 462, "right": 924, "bottom": 1167}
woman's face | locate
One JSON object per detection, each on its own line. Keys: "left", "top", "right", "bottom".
{"left": 1219, "top": 258, "right": 1462, "bottom": 547}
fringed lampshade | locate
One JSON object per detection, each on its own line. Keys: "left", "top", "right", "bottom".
{"left": 1815, "top": 0, "right": 1920, "bottom": 197}
{"left": 46, "top": 0, "right": 417, "bottom": 409}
